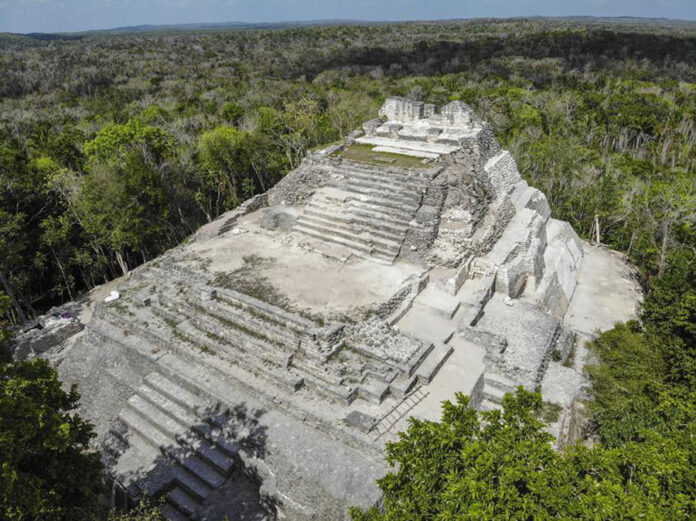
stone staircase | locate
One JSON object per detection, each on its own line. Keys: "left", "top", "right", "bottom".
{"left": 472, "top": 371, "right": 518, "bottom": 412}
{"left": 103, "top": 372, "right": 241, "bottom": 520}
{"left": 151, "top": 288, "right": 359, "bottom": 406}
{"left": 293, "top": 161, "right": 432, "bottom": 263}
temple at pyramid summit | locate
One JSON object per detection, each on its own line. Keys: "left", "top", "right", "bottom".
{"left": 37, "top": 97, "right": 640, "bottom": 520}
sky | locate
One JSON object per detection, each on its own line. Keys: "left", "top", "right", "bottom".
{"left": 0, "top": 0, "right": 694, "bottom": 34}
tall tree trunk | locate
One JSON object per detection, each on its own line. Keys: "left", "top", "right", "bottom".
{"left": 115, "top": 251, "right": 129, "bottom": 276}
{"left": 52, "top": 249, "right": 74, "bottom": 300}
{"left": 0, "top": 271, "right": 26, "bottom": 323}
{"left": 658, "top": 220, "right": 670, "bottom": 278}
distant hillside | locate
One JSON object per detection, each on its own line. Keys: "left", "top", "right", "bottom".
{"left": 2, "top": 16, "right": 694, "bottom": 41}
{"left": 93, "top": 19, "right": 369, "bottom": 33}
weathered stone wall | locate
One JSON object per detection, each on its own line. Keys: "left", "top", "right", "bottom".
{"left": 440, "top": 100, "right": 482, "bottom": 126}
{"left": 483, "top": 150, "right": 523, "bottom": 199}
{"left": 379, "top": 97, "right": 425, "bottom": 122}
{"left": 267, "top": 156, "right": 333, "bottom": 206}
{"left": 401, "top": 177, "right": 448, "bottom": 264}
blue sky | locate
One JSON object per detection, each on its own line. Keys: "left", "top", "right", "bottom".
{"left": 1, "top": 0, "right": 694, "bottom": 34}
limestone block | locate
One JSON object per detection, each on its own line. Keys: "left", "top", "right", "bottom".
{"left": 440, "top": 100, "right": 480, "bottom": 126}
{"left": 483, "top": 150, "right": 522, "bottom": 198}
{"left": 379, "top": 97, "right": 424, "bottom": 122}
{"left": 362, "top": 118, "right": 382, "bottom": 136}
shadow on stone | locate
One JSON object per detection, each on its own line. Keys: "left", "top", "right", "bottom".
{"left": 105, "top": 402, "right": 277, "bottom": 520}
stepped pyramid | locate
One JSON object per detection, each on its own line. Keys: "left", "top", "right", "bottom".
{"left": 54, "top": 98, "right": 639, "bottom": 520}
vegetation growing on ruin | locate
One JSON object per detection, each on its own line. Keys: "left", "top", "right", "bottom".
{"left": 336, "top": 144, "right": 431, "bottom": 169}
{"left": 0, "top": 17, "right": 694, "bottom": 519}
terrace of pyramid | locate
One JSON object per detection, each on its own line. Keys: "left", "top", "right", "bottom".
{"left": 49, "top": 97, "right": 642, "bottom": 520}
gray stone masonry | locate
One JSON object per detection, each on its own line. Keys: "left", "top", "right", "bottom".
{"left": 38, "top": 97, "right": 642, "bottom": 521}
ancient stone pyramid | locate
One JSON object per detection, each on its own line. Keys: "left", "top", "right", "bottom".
{"left": 56, "top": 97, "right": 627, "bottom": 520}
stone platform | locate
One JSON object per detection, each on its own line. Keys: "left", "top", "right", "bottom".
{"left": 48, "top": 97, "right": 641, "bottom": 520}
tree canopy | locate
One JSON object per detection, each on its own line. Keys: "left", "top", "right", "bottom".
{"left": 351, "top": 389, "right": 694, "bottom": 520}
{"left": 0, "top": 359, "right": 104, "bottom": 520}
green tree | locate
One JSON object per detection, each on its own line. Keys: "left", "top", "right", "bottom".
{"left": 351, "top": 388, "right": 694, "bottom": 520}
{"left": 84, "top": 120, "right": 173, "bottom": 165}
{"left": 0, "top": 359, "right": 104, "bottom": 520}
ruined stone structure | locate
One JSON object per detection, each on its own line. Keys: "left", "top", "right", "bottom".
{"left": 52, "top": 98, "right": 641, "bottom": 520}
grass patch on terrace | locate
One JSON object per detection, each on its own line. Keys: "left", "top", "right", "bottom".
{"left": 212, "top": 255, "right": 291, "bottom": 308}
{"left": 333, "top": 143, "right": 430, "bottom": 169}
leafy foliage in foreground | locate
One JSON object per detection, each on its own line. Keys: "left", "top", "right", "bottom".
{"left": 0, "top": 359, "right": 104, "bottom": 520}
{"left": 351, "top": 390, "right": 694, "bottom": 520}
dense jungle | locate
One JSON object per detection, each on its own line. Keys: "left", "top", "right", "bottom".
{"left": 1, "top": 17, "right": 694, "bottom": 520}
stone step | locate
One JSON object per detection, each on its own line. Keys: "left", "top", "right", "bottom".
{"left": 137, "top": 381, "right": 199, "bottom": 427}
{"left": 301, "top": 371, "right": 357, "bottom": 405}
{"left": 176, "top": 452, "right": 226, "bottom": 490}
{"left": 336, "top": 181, "right": 422, "bottom": 206}
{"left": 287, "top": 353, "right": 346, "bottom": 389}
{"left": 154, "top": 342, "right": 294, "bottom": 416}
{"left": 135, "top": 382, "right": 235, "bottom": 476}
{"left": 118, "top": 407, "right": 177, "bottom": 455}
{"left": 339, "top": 158, "right": 437, "bottom": 183}
{"left": 294, "top": 223, "right": 396, "bottom": 263}
{"left": 321, "top": 185, "right": 419, "bottom": 214}
{"left": 339, "top": 174, "right": 425, "bottom": 199}
{"left": 126, "top": 392, "right": 234, "bottom": 479}
{"left": 185, "top": 438, "right": 234, "bottom": 477}
{"left": 346, "top": 198, "right": 416, "bottom": 223}
{"left": 150, "top": 301, "right": 185, "bottom": 326}
{"left": 181, "top": 300, "right": 294, "bottom": 361}
{"left": 389, "top": 374, "right": 418, "bottom": 398}
{"left": 144, "top": 372, "right": 205, "bottom": 415}
{"left": 357, "top": 379, "right": 390, "bottom": 404}
{"left": 296, "top": 214, "right": 403, "bottom": 252}
{"left": 91, "top": 312, "right": 167, "bottom": 363}
{"left": 346, "top": 190, "right": 420, "bottom": 214}
{"left": 338, "top": 161, "right": 425, "bottom": 182}
{"left": 192, "top": 422, "right": 240, "bottom": 460}
{"left": 156, "top": 351, "right": 374, "bottom": 460}
{"left": 212, "top": 287, "right": 318, "bottom": 332}
{"left": 477, "top": 399, "right": 500, "bottom": 412}
{"left": 373, "top": 145, "right": 440, "bottom": 159}
{"left": 348, "top": 205, "right": 414, "bottom": 229}
{"left": 482, "top": 384, "right": 506, "bottom": 404}
{"left": 187, "top": 297, "right": 332, "bottom": 370}
{"left": 308, "top": 199, "right": 409, "bottom": 229}
{"left": 141, "top": 315, "right": 332, "bottom": 411}
{"left": 102, "top": 430, "right": 128, "bottom": 461}
{"left": 303, "top": 206, "right": 407, "bottom": 241}
{"left": 165, "top": 488, "right": 198, "bottom": 519}
{"left": 160, "top": 501, "right": 191, "bottom": 521}
{"left": 188, "top": 292, "right": 309, "bottom": 352}
{"left": 355, "top": 135, "right": 459, "bottom": 156}
{"left": 295, "top": 217, "right": 401, "bottom": 253}
{"left": 484, "top": 372, "right": 517, "bottom": 393}
{"left": 173, "top": 320, "right": 304, "bottom": 395}
{"left": 310, "top": 198, "right": 413, "bottom": 229}
{"left": 414, "top": 343, "right": 454, "bottom": 384}
{"left": 127, "top": 394, "right": 189, "bottom": 441}
{"left": 340, "top": 167, "right": 428, "bottom": 192}
{"left": 172, "top": 465, "right": 211, "bottom": 502}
